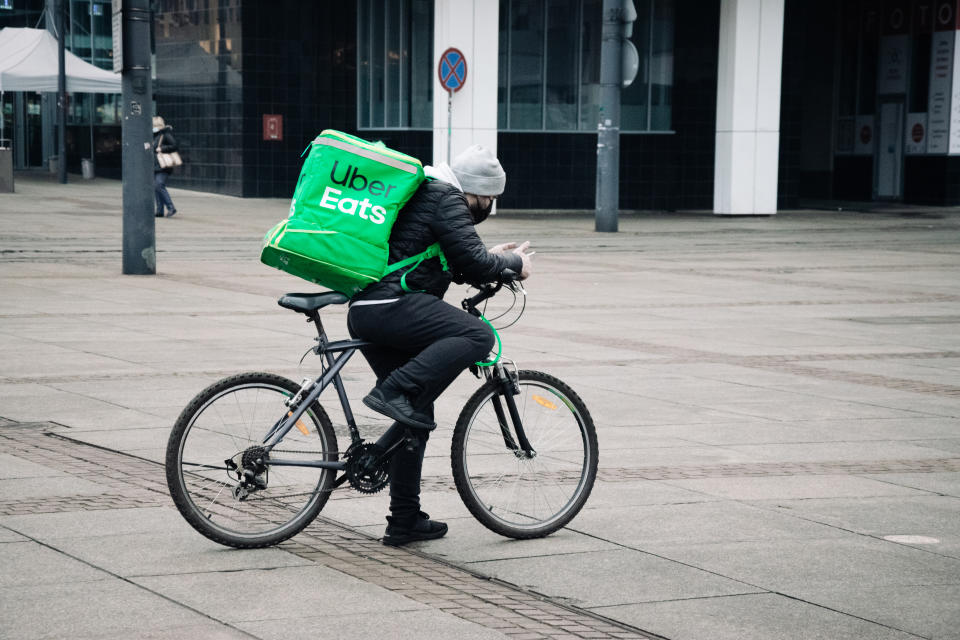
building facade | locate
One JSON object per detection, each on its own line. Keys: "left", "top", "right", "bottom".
{"left": 4, "top": 0, "right": 960, "bottom": 209}
{"left": 0, "top": 1, "right": 123, "bottom": 174}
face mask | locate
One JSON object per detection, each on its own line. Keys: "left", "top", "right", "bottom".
{"left": 152, "top": 127, "right": 160, "bottom": 133}
{"left": 470, "top": 198, "right": 494, "bottom": 224}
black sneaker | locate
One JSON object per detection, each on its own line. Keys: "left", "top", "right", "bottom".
{"left": 155, "top": 211, "right": 164, "bottom": 218}
{"left": 167, "top": 209, "right": 177, "bottom": 217}
{"left": 383, "top": 511, "right": 448, "bottom": 547}
{"left": 362, "top": 386, "right": 436, "bottom": 431}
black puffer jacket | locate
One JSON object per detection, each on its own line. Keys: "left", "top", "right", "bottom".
{"left": 355, "top": 179, "right": 522, "bottom": 300}
{"left": 153, "top": 126, "right": 178, "bottom": 173}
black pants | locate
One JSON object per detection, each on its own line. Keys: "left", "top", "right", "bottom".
{"left": 347, "top": 293, "right": 494, "bottom": 520}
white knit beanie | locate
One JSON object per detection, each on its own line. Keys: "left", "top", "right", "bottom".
{"left": 450, "top": 145, "right": 505, "bottom": 196}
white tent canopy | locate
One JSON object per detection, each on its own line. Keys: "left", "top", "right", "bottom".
{"left": 0, "top": 27, "right": 121, "bottom": 93}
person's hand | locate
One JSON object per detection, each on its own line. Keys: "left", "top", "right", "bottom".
{"left": 489, "top": 242, "right": 517, "bottom": 255}
{"left": 512, "top": 241, "right": 533, "bottom": 280}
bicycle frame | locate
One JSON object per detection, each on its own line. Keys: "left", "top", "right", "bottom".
{"left": 261, "top": 288, "right": 537, "bottom": 477}
{"left": 260, "top": 337, "right": 365, "bottom": 471}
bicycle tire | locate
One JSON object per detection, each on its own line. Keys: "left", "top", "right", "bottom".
{"left": 451, "top": 370, "right": 598, "bottom": 539}
{"left": 165, "top": 372, "right": 338, "bottom": 548}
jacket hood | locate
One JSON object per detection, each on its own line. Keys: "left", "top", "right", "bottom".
{"left": 424, "top": 163, "right": 461, "bottom": 191}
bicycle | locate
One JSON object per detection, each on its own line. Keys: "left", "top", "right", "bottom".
{"left": 165, "top": 275, "right": 598, "bottom": 548}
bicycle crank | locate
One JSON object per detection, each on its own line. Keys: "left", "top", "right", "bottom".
{"left": 344, "top": 442, "right": 389, "bottom": 494}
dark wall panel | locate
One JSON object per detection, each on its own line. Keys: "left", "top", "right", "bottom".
{"left": 240, "top": 2, "right": 357, "bottom": 197}
{"left": 834, "top": 156, "right": 873, "bottom": 200}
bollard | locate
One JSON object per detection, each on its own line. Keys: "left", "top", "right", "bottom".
{"left": 81, "top": 158, "right": 95, "bottom": 180}
{"left": 0, "top": 147, "right": 13, "bottom": 192}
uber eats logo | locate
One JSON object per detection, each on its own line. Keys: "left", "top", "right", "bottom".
{"left": 318, "top": 161, "right": 398, "bottom": 225}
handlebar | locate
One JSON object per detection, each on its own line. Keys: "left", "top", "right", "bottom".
{"left": 461, "top": 269, "right": 521, "bottom": 316}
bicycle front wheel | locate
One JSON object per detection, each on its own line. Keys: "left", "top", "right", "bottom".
{"left": 451, "top": 370, "right": 598, "bottom": 539}
{"left": 165, "top": 372, "right": 338, "bottom": 548}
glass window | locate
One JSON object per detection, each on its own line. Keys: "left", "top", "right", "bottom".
{"left": 648, "top": 0, "right": 673, "bottom": 130}
{"left": 358, "top": 0, "right": 434, "bottom": 130}
{"left": 509, "top": 0, "right": 545, "bottom": 129}
{"left": 409, "top": 0, "right": 434, "bottom": 128}
{"left": 621, "top": 0, "right": 651, "bottom": 131}
{"left": 579, "top": 0, "right": 602, "bottom": 130}
{"left": 501, "top": 0, "right": 674, "bottom": 133}
{"left": 386, "top": 0, "right": 401, "bottom": 126}
{"left": 545, "top": 0, "right": 579, "bottom": 129}
{"left": 498, "top": 6, "right": 511, "bottom": 127}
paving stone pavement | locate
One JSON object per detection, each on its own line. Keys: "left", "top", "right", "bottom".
{"left": 0, "top": 422, "right": 656, "bottom": 640}
{"left": 2, "top": 173, "right": 960, "bottom": 640}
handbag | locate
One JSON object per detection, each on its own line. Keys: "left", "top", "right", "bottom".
{"left": 157, "top": 149, "right": 183, "bottom": 168}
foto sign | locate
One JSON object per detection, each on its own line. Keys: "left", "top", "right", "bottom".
{"left": 438, "top": 47, "right": 467, "bottom": 93}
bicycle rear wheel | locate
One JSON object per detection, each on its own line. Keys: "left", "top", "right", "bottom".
{"left": 165, "top": 372, "right": 338, "bottom": 548}
{"left": 451, "top": 370, "right": 598, "bottom": 539}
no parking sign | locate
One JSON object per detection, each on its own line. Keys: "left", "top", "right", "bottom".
{"left": 439, "top": 47, "right": 468, "bottom": 163}
{"left": 438, "top": 47, "right": 467, "bottom": 93}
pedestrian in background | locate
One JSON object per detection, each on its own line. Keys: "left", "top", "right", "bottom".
{"left": 153, "top": 116, "right": 179, "bottom": 218}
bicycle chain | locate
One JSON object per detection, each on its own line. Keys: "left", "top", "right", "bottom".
{"left": 267, "top": 448, "right": 377, "bottom": 494}
{"left": 266, "top": 446, "right": 389, "bottom": 495}
{"left": 271, "top": 448, "right": 343, "bottom": 457}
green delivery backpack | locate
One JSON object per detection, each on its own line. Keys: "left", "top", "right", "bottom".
{"left": 260, "top": 130, "right": 446, "bottom": 297}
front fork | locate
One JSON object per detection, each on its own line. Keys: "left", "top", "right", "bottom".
{"left": 485, "top": 362, "right": 535, "bottom": 458}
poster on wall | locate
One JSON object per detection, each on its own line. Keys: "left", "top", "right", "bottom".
{"left": 951, "top": 28, "right": 960, "bottom": 152}
{"left": 879, "top": 35, "right": 910, "bottom": 94}
{"left": 928, "top": 0, "right": 957, "bottom": 152}
{"left": 906, "top": 112, "right": 929, "bottom": 153}
{"left": 879, "top": 0, "right": 910, "bottom": 95}
{"left": 854, "top": 115, "right": 876, "bottom": 154}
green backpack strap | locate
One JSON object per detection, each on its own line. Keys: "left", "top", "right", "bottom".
{"left": 383, "top": 242, "right": 449, "bottom": 293}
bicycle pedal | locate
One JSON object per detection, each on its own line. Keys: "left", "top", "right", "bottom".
{"left": 404, "top": 434, "right": 421, "bottom": 453}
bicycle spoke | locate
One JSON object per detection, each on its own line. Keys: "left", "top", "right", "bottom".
{"left": 168, "top": 375, "right": 338, "bottom": 547}
{"left": 455, "top": 374, "right": 596, "bottom": 537}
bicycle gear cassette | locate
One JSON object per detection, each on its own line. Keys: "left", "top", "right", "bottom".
{"left": 345, "top": 443, "right": 389, "bottom": 494}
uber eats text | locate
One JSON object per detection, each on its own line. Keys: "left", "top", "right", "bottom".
{"left": 318, "top": 160, "right": 400, "bottom": 225}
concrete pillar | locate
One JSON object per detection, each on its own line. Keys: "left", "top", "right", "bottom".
{"left": 713, "top": 0, "right": 785, "bottom": 215}
{"left": 432, "top": 0, "right": 499, "bottom": 166}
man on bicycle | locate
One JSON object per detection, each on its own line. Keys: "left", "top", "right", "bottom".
{"left": 348, "top": 144, "right": 533, "bottom": 546}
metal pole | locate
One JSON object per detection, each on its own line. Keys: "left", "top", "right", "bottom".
{"left": 595, "top": 0, "right": 621, "bottom": 233}
{"left": 57, "top": 0, "right": 67, "bottom": 184}
{"left": 120, "top": 0, "right": 155, "bottom": 275}
{"left": 447, "top": 91, "right": 452, "bottom": 165}
{"left": 89, "top": 0, "right": 95, "bottom": 174}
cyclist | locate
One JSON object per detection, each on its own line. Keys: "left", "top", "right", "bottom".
{"left": 348, "top": 144, "right": 533, "bottom": 546}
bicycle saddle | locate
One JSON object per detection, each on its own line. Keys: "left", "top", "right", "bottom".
{"left": 277, "top": 292, "right": 349, "bottom": 313}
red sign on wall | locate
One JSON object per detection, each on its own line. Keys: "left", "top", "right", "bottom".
{"left": 263, "top": 114, "right": 283, "bottom": 141}
{"left": 912, "top": 122, "right": 925, "bottom": 142}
